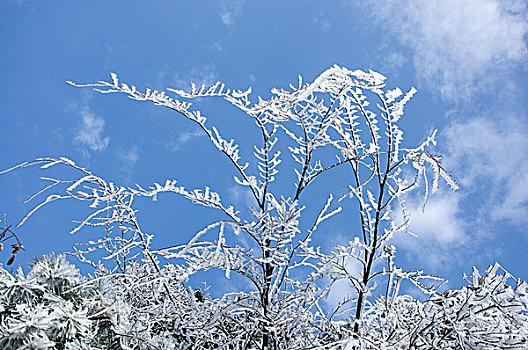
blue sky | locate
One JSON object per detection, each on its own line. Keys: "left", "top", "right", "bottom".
{"left": 1, "top": 0, "right": 528, "bottom": 292}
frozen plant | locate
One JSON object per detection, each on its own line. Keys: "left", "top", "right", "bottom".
{"left": 3, "top": 66, "right": 524, "bottom": 349}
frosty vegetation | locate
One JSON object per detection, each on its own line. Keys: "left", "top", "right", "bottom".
{"left": 1, "top": 65, "right": 527, "bottom": 349}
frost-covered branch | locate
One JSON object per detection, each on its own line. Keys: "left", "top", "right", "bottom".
{"left": 1, "top": 65, "right": 473, "bottom": 349}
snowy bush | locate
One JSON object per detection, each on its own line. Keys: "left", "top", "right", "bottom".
{"left": 0, "top": 255, "right": 93, "bottom": 349}
{"left": 1, "top": 256, "right": 526, "bottom": 349}
{"left": 349, "top": 263, "right": 528, "bottom": 349}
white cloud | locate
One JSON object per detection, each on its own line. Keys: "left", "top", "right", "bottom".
{"left": 322, "top": 257, "right": 362, "bottom": 314}
{"left": 220, "top": 0, "right": 245, "bottom": 28}
{"left": 74, "top": 107, "right": 109, "bottom": 154}
{"left": 408, "top": 194, "right": 465, "bottom": 245}
{"left": 227, "top": 185, "right": 257, "bottom": 210}
{"left": 363, "top": 0, "right": 528, "bottom": 102}
{"left": 313, "top": 11, "right": 331, "bottom": 33}
{"left": 398, "top": 113, "right": 528, "bottom": 270}
{"left": 212, "top": 42, "right": 223, "bottom": 52}
{"left": 165, "top": 129, "right": 205, "bottom": 152}
{"left": 442, "top": 115, "right": 528, "bottom": 224}
{"left": 119, "top": 146, "right": 139, "bottom": 166}
{"left": 154, "top": 65, "right": 170, "bottom": 88}
{"left": 117, "top": 146, "right": 139, "bottom": 184}
{"left": 154, "top": 64, "right": 218, "bottom": 92}
{"left": 380, "top": 51, "right": 407, "bottom": 74}
{"left": 394, "top": 192, "right": 467, "bottom": 270}
{"left": 170, "top": 65, "right": 218, "bottom": 91}
{"left": 314, "top": 231, "right": 362, "bottom": 312}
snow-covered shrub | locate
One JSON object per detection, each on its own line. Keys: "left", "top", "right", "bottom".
{"left": 2, "top": 256, "right": 526, "bottom": 349}
{"left": 345, "top": 263, "right": 528, "bottom": 349}
{"left": 0, "top": 255, "right": 93, "bottom": 349}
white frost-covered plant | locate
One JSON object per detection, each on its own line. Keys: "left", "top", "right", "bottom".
{"left": 7, "top": 65, "right": 514, "bottom": 349}
{"left": 0, "top": 254, "right": 92, "bottom": 349}
{"left": 1, "top": 257, "right": 526, "bottom": 349}
{"left": 0, "top": 254, "right": 237, "bottom": 349}
{"left": 347, "top": 263, "right": 528, "bottom": 349}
